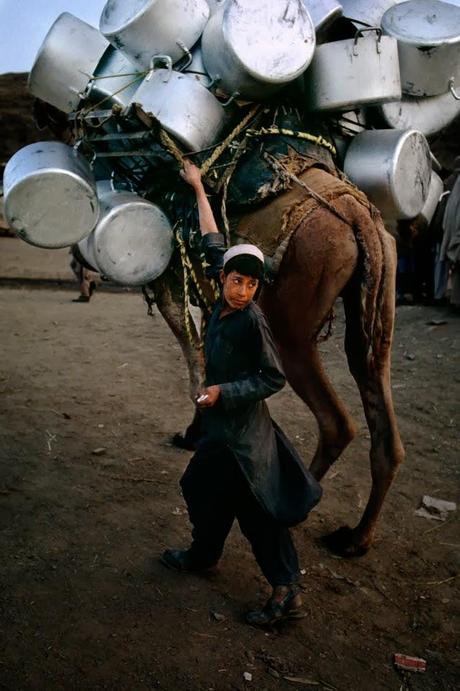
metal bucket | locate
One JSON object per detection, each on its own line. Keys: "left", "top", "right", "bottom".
{"left": 201, "top": 0, "right": 316, "bottom": 100}
{"left": 3, "top": 142, "right": 99, "bottom": 249}
{"left": 343, "top": 129, "right": 432, "bottom": 219}
{"left": 28, "top": 13, "right": 109, "bottom": 113}
{"left": 99, "top": 0, "right": 209, "bottom": 69}
{"left": 92, "top": 189, "right": 173, "bottom": 285}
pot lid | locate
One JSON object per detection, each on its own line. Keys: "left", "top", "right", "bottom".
{"left": 223, "top": 0, "right": 316, "bottom": 82}
{"left": 381, "top": 0, "right": 460, "bottom": 46}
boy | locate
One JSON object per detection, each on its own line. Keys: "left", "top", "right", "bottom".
{"left": 162, "top": 160, "right": 321, "bottom": 626}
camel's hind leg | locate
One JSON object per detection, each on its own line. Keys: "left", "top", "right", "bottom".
{"left": 325, "top": 230, "right": 405, "bottom": 556}
{"left": 260, "top": 212, "right": 359, "bottom": 484}
{"left": 277, "top": 340, "right": 358, "bottom": 479}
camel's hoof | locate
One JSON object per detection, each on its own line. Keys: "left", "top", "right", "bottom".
{"left": 171, "top": 433, "right": 198, "bottom": 451}
{"left": 319, "top": 526, "right": 369, "bottom": 558}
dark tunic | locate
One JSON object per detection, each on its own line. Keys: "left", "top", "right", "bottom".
{"left": 197, "top": 233, "right": 322, "bottom": 527}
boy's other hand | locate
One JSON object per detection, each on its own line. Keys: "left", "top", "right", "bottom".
{"left": 196, "top": 385, "right": 221, "bottom": 408}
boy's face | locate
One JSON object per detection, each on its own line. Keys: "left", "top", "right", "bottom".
{"left": 220, "top": 270, "right": 259, "bottom": 310}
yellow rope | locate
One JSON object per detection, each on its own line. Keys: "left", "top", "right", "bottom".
{"left": 199, "top": 104, "right": 261, "bottom": 177}
{"left": 159, "top": 129, "right": 185, "bottom": 166}
{"left": 77, "top": 72, "right": 148, "bottom": 117}
{"left": 246, "top": 126, "right": 337, "bottom": 156}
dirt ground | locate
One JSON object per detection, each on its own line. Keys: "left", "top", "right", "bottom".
{"left": 0, "top": 277, "right": 458, "bottom": 691}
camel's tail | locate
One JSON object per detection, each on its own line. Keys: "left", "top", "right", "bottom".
{"left": 342, "top": 197, "right": 396, "bottom": 366}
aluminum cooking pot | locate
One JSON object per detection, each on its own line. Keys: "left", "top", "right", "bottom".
{"left": 343, "top": 129, "right": 432, "bottom": 219}
{"left": 91, "top": 189, "right": 173, "bottom": 285}
{"left": 381, "top": 0, "right": 460, "bottom": 96}
{"left": 88, "top": 46, "right": 144, "bottom": 109}
{"left": 3, "top": 142, "right": 99, "bottom": 249}
{"left": 129, "top": 61, "right": 227, "bottom": 151}
{"left": 374, "top": 89, "right": 460, "bottom": 136}
{"left": 341, "top": 0, "right": 403, "bottom": 27}
{"left": 305, "top": 27, "right": 401, "bottom": 110}
{"left": 99, "top": 0, "right": 209, "bottom": 69}
{"left": 417, "top": 171, "right": 444, "bottom": 225}
{"left": 28, "top": 12, "right": 109, "bottom": 113}
{"left": 304, "top": 0, "right": 343, "bottom": 32}
{"left": 77, "top": 233, "right": 100, "bottom": 273}
{"left": 201, "top": 0, "right": 316, "bottom": 100}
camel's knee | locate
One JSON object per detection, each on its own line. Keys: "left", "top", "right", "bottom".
{"left": 322, "top": 413, "right": 358, "bottom": 452}
{"left": 370, "top": 438, "right": 405, "bottom": 484}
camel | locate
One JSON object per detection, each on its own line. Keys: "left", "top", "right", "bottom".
{"left": 144, "top": 140, "right": 405, "bottom": 559}
{"left": 53, "top": 97, "right": 404, "bottom": 558}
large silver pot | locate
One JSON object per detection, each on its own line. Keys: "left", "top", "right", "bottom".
{"left": 341, "top": 0, "right": 402, "bottom": 26}
{"left": 88, "top": 46, "right": 144, "bottom": 109}
{"left": 28, "top": 13, "right": 109, "bottom": 113}
{"left": 201, "top": 0, "right": 316, "bottom": 100}
{"left": 304, "top": 0, "right": 343, "bottom": 32}
{"left": 374, "top": 89, "right": 460, "bottom": 135}
{"left": 417, "top": 171, "right": 444, "bottom": 225}
{"left": 77, "top": 234, "right": 100, "bottom": 273}
{"left": 343, "top": 129, "right": 432, "bottom": 219}
{"left": 3, "top": 142, "right": 99, "bottom": 248}
{"left": 129, "top": 62, "right": 227, "bottom": 151}
{"left": 381, "top": 0, "right": 460, "bottom": 96}
{"left": 91, "top": 189, "right": 173, "bottom": 285}
{"left": 305, "top": 28, "right": 401, "bottom": 110}
{"left": 99, "top": 0, "right": 209, "bottom": 69}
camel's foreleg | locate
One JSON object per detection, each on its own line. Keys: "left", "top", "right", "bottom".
{"left": 149, "top": 271, "right": 204, "bottom": 399}
{"left": 148, "top": 271, "right": 205, "bottom": 449}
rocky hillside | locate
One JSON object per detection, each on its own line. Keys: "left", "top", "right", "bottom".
{"left": 0, "top": 74, "right": 47, "bottom": 172}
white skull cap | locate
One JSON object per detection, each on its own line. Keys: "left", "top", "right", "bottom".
{"left": 223, "top": 244, "right": 264, "bottom": 266}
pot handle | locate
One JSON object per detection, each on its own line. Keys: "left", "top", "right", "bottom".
{"left": 221, "top": 91, "right": 240, "bottom": 108}
{"left": 449, "top": 78, "right": 460, "bottom": 101}
{"left": 147, "top": 55, "right": 173, "bottom": 82}
{"left": 176, "top": 40, "right": 193, "bottom": 70}
{"left": 353, "top": 27, "right": 382, "bottom": 56}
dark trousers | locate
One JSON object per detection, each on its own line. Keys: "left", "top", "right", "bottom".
{"left": 180, "top": 445, "right": 299, "bottom": 587}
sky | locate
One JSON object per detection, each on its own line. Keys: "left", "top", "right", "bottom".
{"left": 0, "top": 0, "right": 108, "bottom": 74}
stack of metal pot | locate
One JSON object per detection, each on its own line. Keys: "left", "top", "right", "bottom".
{"left": 3, "top": 0, "right": 460, "bottom": 285}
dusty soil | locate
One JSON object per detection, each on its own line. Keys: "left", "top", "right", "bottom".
{"left": 0, "top": 284, "right": 458, "bottom": 691}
